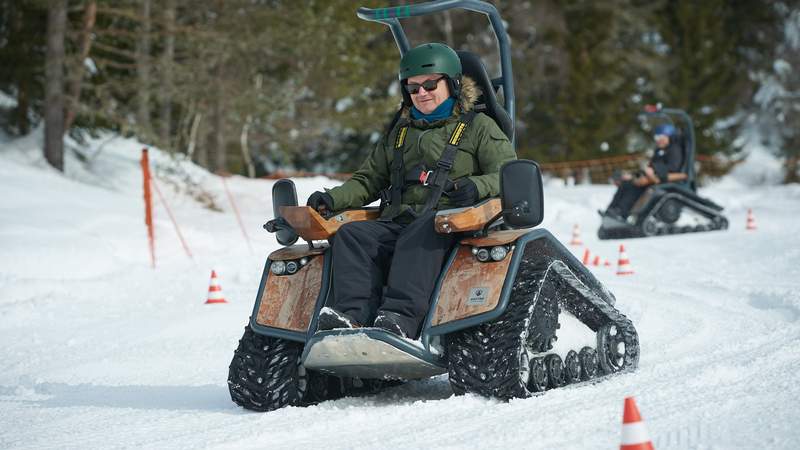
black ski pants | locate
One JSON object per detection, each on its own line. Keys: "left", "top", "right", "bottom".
{"left": 608, "top": 181, "right": 647, "bottom": 218}
{"left": 329, "top": 211, "right": 457, "bottom": 339}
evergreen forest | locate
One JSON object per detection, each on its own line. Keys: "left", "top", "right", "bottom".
{"left": 1, "top": 0, "right": 798, "bottom": 181}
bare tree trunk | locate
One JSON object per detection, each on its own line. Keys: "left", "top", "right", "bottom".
{"left": 11, "top": 8, "right": 30, "bottom": 135}
{"left": 159, "top": 0, "right": 176, "bottom": 150}
{"left": 17, "top": 78, "right": 30, "bottom": 135}
{"left": 136, "top": 0, "right": 152, "bottom": 142}
{"left": 239, "top": 73, "right": 261, "bottom": 178}
{"left": 187, "top": 112, "right": 202, "bottom": 160}
{"left": 240, "top": 116, "right": 255, "bottom": 178}
{"left": 212, "top": 88, "right": 225, "bottom": 173}
{"left": 64, "top": 0, "right": 97, "bottom": 132}
{"left": 45, "top": 0, "right": 67, "bottom": 172}
{"left": 210, "top": 63, "right": 226, "bottom": 173}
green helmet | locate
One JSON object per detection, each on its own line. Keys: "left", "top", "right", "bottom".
{"left": 398, "top": 43, "right": 462, "bottom": 80}
{"left": 398, "top": 43, "right": 462, "bottom": 106}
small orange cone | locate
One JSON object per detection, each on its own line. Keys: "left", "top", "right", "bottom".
{"left": 582, "top": 248, "right": 592, "bottom": 265}
{"left": 620, "top": 397, "right": 655, "bottom": 450}
{"left": 205, "top": 270, "right": 227, "bottom": 304}
{"left": 746, "top": 208, "right": 757, "bottom": 230}
{"left": 616, "top": 244, "right": 634, "bottom": 275}
{"left": 604, "top": 259, "right": 612, "bottom": 267}
{"left": 570, "top": 224, "right": 583, "bottom": 246}
{"left": 592, "top": 255, "right": 601, "bottom": 267}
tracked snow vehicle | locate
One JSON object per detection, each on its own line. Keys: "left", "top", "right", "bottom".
{"left": 228, "top": 0, "right": 639, "bottom": 413}
{"left": 598, "top": 105, "right": 729, "bottom": 239}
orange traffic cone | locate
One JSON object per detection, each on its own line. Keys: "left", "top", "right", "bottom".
{"left": 570, "top": 224, "right": 583, "bottom": 246}
{"left": 205, "top": 270, "right": 227, "bottom": 304}
{"left": 620, "top": 397, "right": 655, "bottom": 450}
{"left": 616, "top": 244, "right": 634, "bottom": 275}
{"left": 604, "top": 259, "right": 612, "bottom": 267}
{"left": 746, "top": 208, "right": 757, "bottom": 230}
{"left": 582, "top": 248, "right": 592, "bottom": 265}
{"left": 592, "top": 255, "right": 601, "bottom": 267}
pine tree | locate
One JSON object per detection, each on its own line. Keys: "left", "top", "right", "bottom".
{"left": 652, "top": 0, "right": 780, "bottom": 156}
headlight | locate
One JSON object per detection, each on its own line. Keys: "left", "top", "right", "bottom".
{"left": 475, "top": 248, "right": 490, "bottom": 262}
{"left": 270, "top": 260, "right": 286, "bottom": 275}
{"left": 490, "top": 246, "right": 508, "bottom": 261}
{"left": 299, "top": 257, "right": 308, "bottom": 266}
{"left": 285, "top": 260, "right": 299, "bottom": 274}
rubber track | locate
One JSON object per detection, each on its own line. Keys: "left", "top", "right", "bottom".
{"left": 599, "top": 193, "right": 727, "bottom": 239}
{"left": 228, "top": 325, "right": 403, "bottom": 411}
{"left": 447, "top": 249, "right": 639, "bottom": 400}
{"left": 228, "top": 325, "right": 305, "bottom": 412}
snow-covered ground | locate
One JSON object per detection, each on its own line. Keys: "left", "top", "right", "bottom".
{"left": 1, "top": 132, "right": 798, "bottom": 449}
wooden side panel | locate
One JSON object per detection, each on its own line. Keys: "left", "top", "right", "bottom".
{"left": 255, "top": 255, "right": 324, "bottom": 332}
{"left": 435, "top": 198, "right": 502, "bottom": 233}
{"left": 431, "top": 245, "right": 514, "bottom": 326}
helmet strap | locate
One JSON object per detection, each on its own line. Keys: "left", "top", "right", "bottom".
{"left": 400, "top": 80, "right": 412, "bottom": 107}
{"left": 448, "top": 75, "right": 462, "bottom": 99}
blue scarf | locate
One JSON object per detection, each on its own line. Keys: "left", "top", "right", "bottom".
{"left": 411, "top": 97, "right": 456, "bottom": 123}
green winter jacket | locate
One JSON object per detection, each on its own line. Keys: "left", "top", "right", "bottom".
{"left": 327, "top": 76, "right": 517, "bottom": 220}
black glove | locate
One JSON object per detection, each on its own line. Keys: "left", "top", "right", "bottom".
{"left": 444, "top": 178, "right": 479, "bottom": 207}
{"left": 307, "top": 191, "right": 334, "bottom": 214}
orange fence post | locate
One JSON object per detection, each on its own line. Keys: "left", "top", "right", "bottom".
{"left": 141, "top": 149, "right": 156, "bottom": 268}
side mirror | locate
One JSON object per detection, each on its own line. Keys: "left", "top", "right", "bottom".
{"left": 500, "top": 159, "right": 544, "bottom": 229}
{"left": 272, "top": 179, "right": 299, "bottom": 246}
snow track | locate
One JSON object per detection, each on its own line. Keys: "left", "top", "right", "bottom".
{"left": 1, "top": 135, "right": 798, "bottom": 449}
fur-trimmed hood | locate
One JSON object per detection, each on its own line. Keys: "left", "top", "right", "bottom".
{"left": 401, "top": 75, "right": 481, "bottom": 120}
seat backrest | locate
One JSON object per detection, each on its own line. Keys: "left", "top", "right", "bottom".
{"left": 457, "top": 50, "right": 514, "bottom": 143}
{"left": 672, "top": 131, "right": 696, "bottom": 191}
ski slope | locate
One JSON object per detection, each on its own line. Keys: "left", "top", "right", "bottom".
{"left": 1, "top": 133, "right": 799, "bottom": 450}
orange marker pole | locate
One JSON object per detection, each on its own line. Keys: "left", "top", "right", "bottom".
{"left": 141, "top": 149, "right": 155, "bottom": 268}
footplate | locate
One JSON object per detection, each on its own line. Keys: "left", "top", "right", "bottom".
{"left": 302, "top": 329, "right": 447, "bottom": 380}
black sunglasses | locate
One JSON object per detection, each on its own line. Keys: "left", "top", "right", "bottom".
{"left": 404, "top": 77, "right": 444, "bottom": 94}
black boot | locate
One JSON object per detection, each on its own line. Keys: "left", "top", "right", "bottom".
{"left": 317, "top": 307, "right": 361, "bottom": 331}
{"left": 373, "top": 311, "right": 408, "bottom": 339}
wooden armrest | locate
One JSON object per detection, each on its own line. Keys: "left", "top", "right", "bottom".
{"left": 434, "top": 198, "right": 502, "bottom": 234}
{"left": 279, "top": 206, "right": 380, "bottom": 241}
{"left": 269, "top": 244, "right": 328, "bottom": 261}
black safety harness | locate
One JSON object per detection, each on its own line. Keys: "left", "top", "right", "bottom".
{"left": 381, "top": 110, "right": 477, "bottom": 217}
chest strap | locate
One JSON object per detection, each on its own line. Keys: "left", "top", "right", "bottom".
{"left": 385, "top": 122, "right": 409, "bottom": 214}
{"left": 419, "top": 110, "right": 476, "bottom": 214}
{"left": 383, "top": 111, "right": 477, "bottom": 217}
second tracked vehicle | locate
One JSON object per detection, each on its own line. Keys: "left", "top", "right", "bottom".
{"left": 227, "top": 0, "right": 640, "bottom": 413}
{"left": 598, "top": 105, "right": 729, "bottom": 239}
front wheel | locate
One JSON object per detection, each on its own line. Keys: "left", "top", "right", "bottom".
{"left": 228, "top": 325, "right": 308, "bottom": 412}
{"left": 641, "top": 216, "right": 659, "bottom": 237}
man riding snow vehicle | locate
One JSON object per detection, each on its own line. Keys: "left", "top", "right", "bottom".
{"left": 307, "top": 42, "right": 516, "bottom": 339}
{"left": 601, "top": 124, "right": 686, "bottom": 221}
{"left": 229, "top": 0, "right": 640, "bottom": 414}
{"left": 597, "top": 105, "right": 728, "bottom": 239}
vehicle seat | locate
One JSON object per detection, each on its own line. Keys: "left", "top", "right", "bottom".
{"left": 668, "top": 130, "right": 696, "bottom": 191}
{"left": 457, "top": 50, "right": 514, "bottom": 143}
